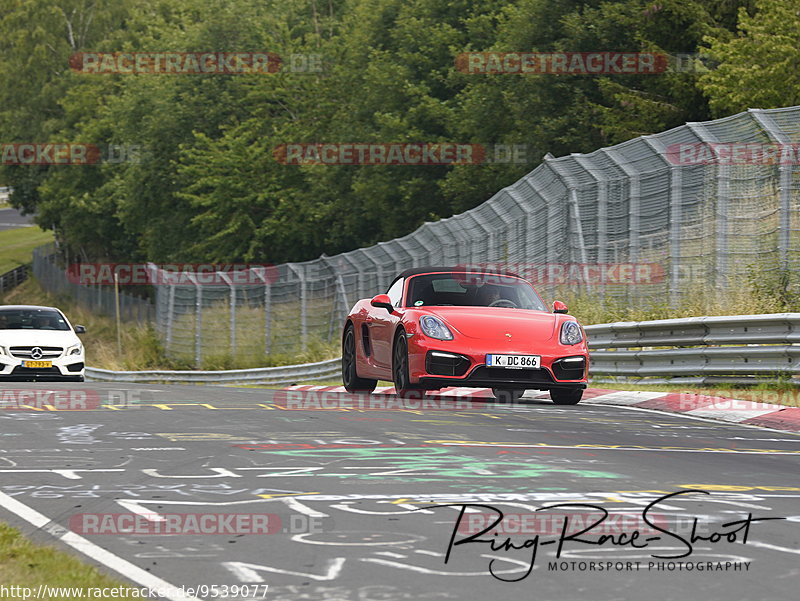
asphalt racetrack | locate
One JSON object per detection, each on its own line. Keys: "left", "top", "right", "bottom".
{"left": 0, "top": 383, "right": 798, "bottom": 601}
{"left": 0, "top": 207, "right": 34, "bottom": 231}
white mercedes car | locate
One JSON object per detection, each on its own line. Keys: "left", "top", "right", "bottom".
{"left": 0, "top": 305, "right": 86, "bottom": 382}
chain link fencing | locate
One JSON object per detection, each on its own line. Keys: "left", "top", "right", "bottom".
{"left": 31, "top": 106, "right": 800, "bottom": 367}
{"left": 32, "top": 245, "right": 154, "bottom": 323}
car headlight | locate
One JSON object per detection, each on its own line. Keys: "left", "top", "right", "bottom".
{"left": 420, "top": 315, "right": 453, "bottom": 340}
{"left": 560, "top": 321, "right": 583, "bottom": 345}
{"left": 66, "top": 343, "right": 83, "bottom": 356}
{"left": 0, "top": 346, "right": 7, "bottom": 357}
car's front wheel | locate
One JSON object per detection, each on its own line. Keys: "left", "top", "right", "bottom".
{"left": 393, "top": 332, "right": 422, "bottom": 398}
{"left": 550, "top": 388, "right": 583, "bottom": 405}
{"left": 492, "top": 388, "right": 525, "bottom": 403}
{"left": 342, "top": 325, "right": 377, "bottom": 393}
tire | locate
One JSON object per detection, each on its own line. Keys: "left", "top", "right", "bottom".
{"left": 550, "top": 388, "right": 583, "bottom": 405}
{"left": 392, "top": 331, "right": 422, "bottom": 399}
{"left": 342, "top": 324, "right": 377, "bottom": 393}
{"left": 492, "top": 388, "right": 525, "bottom": 403}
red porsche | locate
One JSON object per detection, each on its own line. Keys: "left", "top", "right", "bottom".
{"left": 341, "top": 267, "right": 589, "bottom": 404}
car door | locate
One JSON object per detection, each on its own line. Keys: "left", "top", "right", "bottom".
{"left": 368, "top": 277, "right": 403, "bottom": 369}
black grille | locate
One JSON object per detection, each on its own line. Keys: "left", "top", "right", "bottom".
{"left": 469, "top": 366, "right": 553, "bottom": 383}
{"left": 66, "top": 362, "right": 85, "bottom": 372}
{"left": 10, "top": 346, "right": 63, "bottom": 359}
{"left": 552, "top": 357, "right": 586, "bottom": 380}
{"left": 426, "top": 352, "right": 471, "bottom": 376}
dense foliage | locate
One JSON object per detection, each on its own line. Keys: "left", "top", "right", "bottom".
{"left": 1, "top": 0, "right": 784, "bottom": 264}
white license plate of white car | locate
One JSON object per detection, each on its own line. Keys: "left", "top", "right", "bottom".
{"left": 486, "top": 354, "right": 540, "bottom": 369}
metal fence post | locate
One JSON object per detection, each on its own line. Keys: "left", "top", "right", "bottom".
{"left": 287, "top": 264, "right": 307, "bottom": 351}
{"left": 192, "top": 274, "right": 203, "bottom": 368}
{"left": 750, "top": 109, "right": 793, "bottom": 269}
{"left": 219, "top": 272, "right": 236, "bottom": 356}
{"left": 254, "top": 267, "right": 272, "bottom": 356}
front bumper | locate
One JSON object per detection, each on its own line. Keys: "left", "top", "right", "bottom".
{"left": 409, "top": 335, "right": 588, "bottom": 391}
{"left": 0, "top": 356, "right": 85, "bottom": 381}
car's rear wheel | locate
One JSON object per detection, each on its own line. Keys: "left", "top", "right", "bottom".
{"left": 342, "top": 325, "right": 377, "bottom": 393}
{"left": 393, "top": 332, "right": 422, "bottom": 398}
{"left": 492, "top": 388, "right": 525, "bottom": 403}
{"left": 550, "top": 388, "right": 583, "bottom": 405}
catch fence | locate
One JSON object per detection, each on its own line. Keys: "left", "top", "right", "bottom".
{"left": 33, "top": 106, "right": 800, "bottom": 366}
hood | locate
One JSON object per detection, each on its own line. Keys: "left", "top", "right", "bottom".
{"left": 0, "top": 330, "right": 80, "bottom": 349}
{"left": 425, "top": 307, "right": 559, "bottom": 342}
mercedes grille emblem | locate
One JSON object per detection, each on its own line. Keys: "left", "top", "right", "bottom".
{"left": 30, "top": 347, "right": 44, "bottom": 360}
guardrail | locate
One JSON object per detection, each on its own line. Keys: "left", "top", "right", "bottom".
{"left": 0, "top": 265, "right": 28, "bottom": 294}
{"left": 84, "top": 314, "right": 800, "bottom": 385}
{"left": 85, "top": 358, "right": 340, "bottom": 385}
{"left": 585, "top": 313, "right": 800, "bottom": 384}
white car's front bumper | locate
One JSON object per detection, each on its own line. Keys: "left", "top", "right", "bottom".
{"left": 0, "top": 352, "right": 85, "bottom": 381}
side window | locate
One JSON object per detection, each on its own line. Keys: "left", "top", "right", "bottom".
{"left": 386, "top": 278, "right": 404, "bottom": 307}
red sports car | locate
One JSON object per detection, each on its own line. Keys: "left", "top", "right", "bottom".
{"left": 341, "top": 267, "right": 589, "bottom": 404}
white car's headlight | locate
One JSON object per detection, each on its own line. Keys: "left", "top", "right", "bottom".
{"left": 560, "top": 321, "right": 583, "bottom": 345}
{"left": 0, "top": 346, "right": 7, "bottom": 357}
{"left": 420, "top": 315, "right": 454, "bottom": 340}
{"left": 66, "top": 343, "right": 83, "bottom": 356}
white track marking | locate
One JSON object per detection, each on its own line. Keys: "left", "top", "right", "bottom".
{"left": 223, "top": 558, "right": 345, "bottom": 582}
{"left": 0, "top": 469, "right": 124, "bottom": 480}
{"left": 0, "top": 491, "right": 202, "bottom": 600}
{"left": 686, "top": 406, "right": 785, "bottom": 422}
{"left": 587, "top": 391, "right": 669, "bottom": 405}
{"left": 746, "top": 541, "right": 800, "bottom": 556}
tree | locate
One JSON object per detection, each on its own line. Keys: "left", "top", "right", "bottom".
{"left": 699, "top": 0, "right": 800, "bottom": 116}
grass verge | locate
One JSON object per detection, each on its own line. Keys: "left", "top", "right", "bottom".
{"left": 0, "top": 522, "right": 134, "bottom": 594}
{"left": 0, "top": 226, "right": 53, "bottom": 274}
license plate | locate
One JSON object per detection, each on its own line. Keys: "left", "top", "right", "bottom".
{"left": 23, "top": 360, "right": 52, "bottom": 368}
{"left": 486, "top": 354, "right": 540, "bottom": 369}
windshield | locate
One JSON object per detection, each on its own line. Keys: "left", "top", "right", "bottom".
{"left": 0, "top": 308, "right": 71, "bottom": 331}
{"left": 405, "top": 273, "right": 547, "bottom": 311}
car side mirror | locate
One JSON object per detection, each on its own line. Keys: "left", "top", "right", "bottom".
{"left": 370, "top": 294, "right": 394, "bottom": 313}
{"left": 74, "top": 325, "right": 86, "bottom": 334}
{"left": 552, "top": 301, "right": 568, "bottom": 314}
